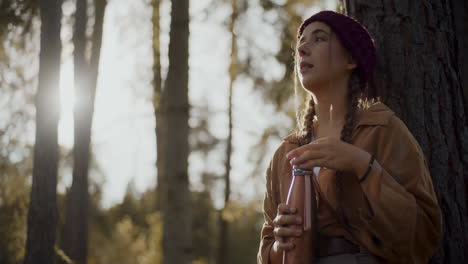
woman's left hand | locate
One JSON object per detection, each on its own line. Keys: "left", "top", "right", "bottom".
{"left": 286, "top": 137, "right": 371, "bottom": 175}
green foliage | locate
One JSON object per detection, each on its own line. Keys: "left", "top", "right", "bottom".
{"left": 0, "top": 3, "right": 39, "bottom": 261}
{"left": 88, "top": 213, "right": 162, "bottom": 264}
{"left": 0, "top": 0, "right": 37, "bottom": 38}
{"left": 0, "top": 169, "right": 265, "bottom": 264}
{"left": 224, "top": 200, "right": 263, "bottom": 264}
{"left": 192, "top": 191, "right": 217, "bottom": 262}
{"left": 88, "top": 186, "right": 262, "bottom": 264}
{"left": 0, "top": 159, "right": 32, "bottom": 263}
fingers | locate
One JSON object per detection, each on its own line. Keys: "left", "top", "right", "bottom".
{"left": 274, "top": 226, "right": 303, "bottom": 238}
{"left": 290, "top": 150, "right": 325, "bottom": 166}
{"left": 274, "top": 240, "right": 295, "bottom": 252}
{"left": 273, "top": 214, "right": 303, "bottom": 226}
{"left": 273, "top": 204, "right": 304, "bottom": 252}
{"left": 286, "top": 142, "right": 327, "bottom": 160}
{"left": 277, "top": 203, "right": 296, "bottom": 215}
{"left": 286, "top": 137, "right": 339, "bottom": 159}
{"left": 273, "top": 226, "right": 303, "bottom": 252}
{"left": 309, "top": 137, "right": 329, "bottom": 144}
{"left": 297, "top": 159, "right": 328, "bottom": 170}
{"left": 315, "top": 137, "right": 335, "bottom": 143}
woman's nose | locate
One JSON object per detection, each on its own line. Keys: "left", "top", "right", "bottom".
{"left": 297, "top": 43, "right": 309, "bottom": 57}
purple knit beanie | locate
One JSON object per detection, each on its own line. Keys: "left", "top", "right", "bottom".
{"left": 298, "top": 10, "right": 376, "bottom": 85}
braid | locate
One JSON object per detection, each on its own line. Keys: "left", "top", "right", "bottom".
{"left": 340, "top": 72, "right": 361, "bottom": 143}
{"left": 303, "top": 96, "right": 316, "bottom": 141}
{"left": 336, "top": 71, "right": 361, "bottom": 226}
{"left": 294, "top": 94, "right": 316, "bottom": 142}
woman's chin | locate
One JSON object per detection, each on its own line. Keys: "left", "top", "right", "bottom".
{"left": 300, "top": 78, "right": 326, "bottom": 93}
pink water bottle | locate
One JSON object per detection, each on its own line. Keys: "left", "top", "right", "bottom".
{"left": 282, "top": 166, "right": 318, "bottom": 264}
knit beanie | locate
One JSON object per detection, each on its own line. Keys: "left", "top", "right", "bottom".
{"left": 298, "top": 10, "right": 376, "bottom": 85}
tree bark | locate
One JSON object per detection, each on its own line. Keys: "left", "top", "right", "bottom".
{"left": 217, "top": 0, "right": 237, "bottom": 263}
{"left": 23, "top": 0, "right": 62, "bottom": 263}
{"left": 346, "top": 1, "right": 468, "bottom": 263}
{"left": 161, "top": 0, "right": 191, "bottom": 263}
{"left": 449, "top": 0, "right": 468, "bottom": 126}
{"left": 60, "top": 0, "right": 106, "bottom": 263}
{"left": 152, "top": 0, "right": 165, "bottom": 212}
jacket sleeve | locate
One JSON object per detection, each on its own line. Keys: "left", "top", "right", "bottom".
{"left": 257, "top": 151, "right": 281, "bottom": 264}
{"left": 356, "top": 116, "right": 443, "bottom": 263}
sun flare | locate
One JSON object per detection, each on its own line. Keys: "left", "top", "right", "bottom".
{"left": 58, "top": 59, "right": 75, "bottom": 148}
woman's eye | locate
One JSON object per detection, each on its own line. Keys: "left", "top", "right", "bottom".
{"left": 315, "top": 37, "right": 325, "bottom": 42}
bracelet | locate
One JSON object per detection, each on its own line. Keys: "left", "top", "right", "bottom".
{"left": 358, "top": 153, "right": 375, "bottom": 183}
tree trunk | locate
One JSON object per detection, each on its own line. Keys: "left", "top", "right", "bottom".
{"left": 152, "top": 0, "right": 165, "bottom": 212}
{"left": 217, "top": 0, "right": 237, "bottom": 263}
{"left": 23, "top": 0, "right": 62, "bottom": 263}
{"left": 60, "top": 0, "right": 106, "bottom": 263}
{"left": 449, "top": 0, "right": 468, "bottom": 126}
{"left": 346, "top": 1, "right": 468, "bottom": 263}
{"left": 161, "top": 0, "right": 191, "bottom": 263}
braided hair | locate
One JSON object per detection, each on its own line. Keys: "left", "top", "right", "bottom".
{"left": 340, "top": 71, "right": 361, "bottom": 143}
{"left": 300, "top": 95, "right": 316, "bottom": 140}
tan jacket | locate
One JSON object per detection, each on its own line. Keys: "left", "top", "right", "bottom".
{"left": 257, "top": 102, "right": 442, "bottom": 264}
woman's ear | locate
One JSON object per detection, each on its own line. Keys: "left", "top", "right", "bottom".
{"left": 346, "top": 56, "right": 357, "bottom": 70}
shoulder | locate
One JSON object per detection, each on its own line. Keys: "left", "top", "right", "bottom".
{"left": 387, "top": 115, "right": 425, "bottom": 157}
{"left": 270, "top": 137, "right": 297, "bottom": 166}
{"left": 355, "top": 101, "right": 395, "bottom": 128}
{"left": 357, "top": 102, "right": 412, "bottom": 139}
{"left": 355, "top": 102, "right": 425, "bottom": 158}
{"left": 264, "top": 133, "right": 301, "bottom": 178}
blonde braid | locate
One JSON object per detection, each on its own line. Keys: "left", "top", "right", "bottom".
{"left": 303, "top": 96, "right": 316, "bottom": 141}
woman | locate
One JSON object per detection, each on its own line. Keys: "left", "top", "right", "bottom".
{"left": 257, "top": 10, "right": 442, "bottom": 264}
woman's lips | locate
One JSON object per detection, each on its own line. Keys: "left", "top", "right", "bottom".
{"left": 300, "top": 62, "right": 314, "bottom": 73}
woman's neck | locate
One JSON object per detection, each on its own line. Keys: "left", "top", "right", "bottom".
{"left": 312, "top": 92, "right": 348, "bottom": 129}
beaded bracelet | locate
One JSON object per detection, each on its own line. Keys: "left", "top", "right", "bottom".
{"left": 358, "top": 153, "right": 375, "bottom": 183}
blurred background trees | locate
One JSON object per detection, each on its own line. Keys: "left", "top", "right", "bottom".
{"left": 59, "top": 0, "right": 107, "bottom": 263}
{"left": 160, "top": 0, "right": 191, "bottom": 263}
{"left": 0, "top": 0, "right": 467, "bottom": 263}
{"left": 23, "top": 0, "right": 62, "bottom": 263}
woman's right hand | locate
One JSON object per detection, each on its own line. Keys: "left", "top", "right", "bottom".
{"left": 272, "top": 203, "right": 304, "bottom": 252}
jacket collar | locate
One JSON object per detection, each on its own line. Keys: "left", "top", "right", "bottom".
{"left": 282, "top": 102, "right": 394, "bottom": 144}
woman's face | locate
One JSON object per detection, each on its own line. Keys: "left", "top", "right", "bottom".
{"left": 296, "top": 21, "right": 356, "bottom": 93}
